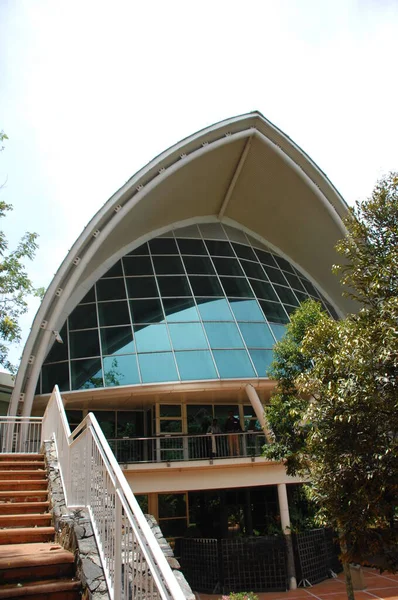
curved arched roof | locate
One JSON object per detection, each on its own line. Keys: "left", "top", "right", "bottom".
{"left": 11, "top": 111, "right": 355, "bottom": 416}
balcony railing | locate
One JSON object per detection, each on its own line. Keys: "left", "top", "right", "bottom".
{"left": 108, "top": 431, "right": 267, "bottom": 464}
{"left": 0, "top": 416, "right": 43, "bottom": 454}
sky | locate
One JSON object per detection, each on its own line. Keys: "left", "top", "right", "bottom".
{"left": 0, "top": 0, "right": 397, "bottom": 368}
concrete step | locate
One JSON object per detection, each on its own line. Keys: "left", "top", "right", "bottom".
{"left": 0, "top": 491, "right": 48, "bottom": 503}
{"left": 0, "top": 514, "right": 52, "bottom": 528}
{"left": 0, "top": 578, "right": 81, "bottom": 599}
{"left": 0, "top": 502, "right": 50, "bottom": 515}
{"left": 0, "top": 471, "right": 46, "bottom": 481}
{"left": 0, "top": 462, "right": 45, "bottom": 471}
{"left": 0, "top": 542, "right": 74, "bottom": 584}
{"left": 0, "top": 455, "right": 44, "bottom": 462}
{"left": 0, "top": 527, "right": 55, "bottom": 545}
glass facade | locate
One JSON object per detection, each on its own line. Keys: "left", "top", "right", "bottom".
{"left": 38, "top": 223, "right": 338, "bottom": 393}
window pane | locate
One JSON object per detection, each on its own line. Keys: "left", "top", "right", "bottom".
{"left": 159, "top": 493, "right": 187, "bottom": 518}
{"left": 102, "top": 261, "right": 123, "bottom": 278}
{"left": 300, "top": 278, "right": 319, "bottom": 297}
{"left": 44, "top": 325, "right": 68, "bottom": 363}
{"left": 221, "top": 277, "right": 253, "bottom": 297}
{"left": 71, "top": 358, "right": 103, "bottom": 389}
{"left": 229, "top": 299, "right": 265, "bottom": 322}
{"left": 98, "top": 301, "right": 130, "bottom": 327}
{"left": 69, "top": 304, "right": 98, "bottom": 330}
{"left": 238, "top": 323, "right": 274, "bottom": 348}
{"left": 196, "top": 298, "right": 233, "bottom": 321}
{"left": 259, "top": 300, "right": 289, "bottom": 324}
{"left": 274, "top": 285, "right": 299, "bottom": 306}
{"left": 294, "top": 290, "right": 309, "bottom": 304}
{"left": 158, "top": 275, "right": 191, "bottom": 297}
{"left": 138, "top": 352, "right": 178, "bottom": 383}
{"left": 187, "top": 405, "right": 213, "bottom": 433}
{"left": 160, "top": 405, "right": 181, "bottom": 417}
{"left": 149, "top": 238, "right": 178, "bottom": 254}
{"left": 254, "top": 249, "right": 278, "bottom": 267}
{"left": 274, "top": 255, "right": 296, "bottom": 274}
{"left": 163, "top": 298, "right": 199, "bottom": 322}
{"left": 205, "top": 240, "right": 234, "bottom": 256}
{"left": 199, "top": 222, "right": 227, "bottom": 239}
{"left": 130, "top": 298, "right": 164, "bottom": 323}
{"left": 127, "top": 242, "right": 149, "bottom": 255}
{"left": 134, "top": 324, "right": 171, "bottom": 352}
{"left": 189, "top": 276, "right": 223, "bottom": 297}
{"left": 232, "top": 243, "right": 257, "bottom": 261}
{"left": 100, "top": 326, "right": 134, "bottom": 355}
{"left": 249, "top": 279, "right": 279, "bottom": 301}
{"left": 249, "top": 349, "right": 274, "bottom": 377}
{"left": 96, "top": 278, "right": 126, "bottom": 301}
{"left": 213, "top": 350, "right": 255, "bottom": 378}
{"left": 283, "top": 272, "right": 306, "bottom": 292}
{"left": 152, "top": 255, "right": 184, "bottom": 275}
{"left": 123, "top": 256, "right": 153, "bottom": 276}
{"left": 169, "top": 323, "right": 208, "bottom": 350}
{"left": 263, "top": 266, "right": 289, "bottom": 286}
{"left": 160, "top": 420, "right": 183, "bottom": 433}
{"left": 269, "top": 323, "right": 286, "bottom": 341}
{"left": 80, "top": 287, "right": 95, "bottom": 303}
{"left": 212, "top": 257, "right": 244, "bottom": 277}
{"left": 240, "top": 260, "right": 267, "bottom": 281}
{"left": 70, "top": 330, "right": 100, "bottom": 359}
{"left": 177, "top": 238, "right": 207, "bottom": 255}
{"left": 103, "top": 355, "right": 140, "bottom": 386}
{"left": 204, "top": 322, "right": 244, "bottom": 349}
{"left": 183, "top": 255, "right": 215, "bottom": 275}
{"left": 126, "top": 277, "right": 158, "bottom": 299}
{"left": 175, "top": 351, "right": 217, "bottom": 381}
{"left": 92, "top": 411, "right": 115, "bottom": 438}
{"left": 42, "top": 362, "right": 69, "bottom": 393}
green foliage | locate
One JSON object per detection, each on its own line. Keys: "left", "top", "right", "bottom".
{"left": 265, "top": 172, "right": 398, "bottom": 572}
{"left": 0, "top": 132, "right": 42, "bottom": 372}
{"left": 263, "top": 299, "right": 326, "bottom": 473}
{"left": 222, "top": 592, "right": 258, "bottom": 600}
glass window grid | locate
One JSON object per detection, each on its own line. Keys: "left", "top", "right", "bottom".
{"left": 41, "top": 224, "right": 338, "bottom": 391}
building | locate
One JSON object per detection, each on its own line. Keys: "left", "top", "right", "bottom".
{"left": 10, "top": 112, "right": 353, "bottom": 561}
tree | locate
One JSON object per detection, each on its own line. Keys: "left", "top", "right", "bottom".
{"left": 0, "top": 131, "right": 43, "bottom": 372}
{"left": 265, "top": 173, "right": 398, "bottom": 599}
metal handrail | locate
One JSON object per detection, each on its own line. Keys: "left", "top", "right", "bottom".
{"left": 0, "top": 416, "right": 43, "bottom": 454}
{"left": 107, "top": 430, "right": 267, "bottom": 464}
{"left": 42, "top": 386, "right": 186, "bottom": 600}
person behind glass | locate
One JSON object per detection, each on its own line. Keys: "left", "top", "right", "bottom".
{"left": 225, "top": 411, "right": 242, "bottom": 456}
{"left": 207, "top": 418, "right": 221, "bottom": 457}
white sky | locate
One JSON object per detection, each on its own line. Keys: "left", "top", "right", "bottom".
{"left": 0, "top": 0, "right": 397, "bottom": 368}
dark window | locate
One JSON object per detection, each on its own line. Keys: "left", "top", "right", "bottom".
{"left": 249, "top": 279, "right": 279, "bottom": 302}
{"left": 152, "top": 255, "right": 184, "bottom": 275}
{"left": 283, "top": 272, "right": 306, "bottom": 292}
{"left": 98, "top": 301, "right": 130, "bottom": 327}
{"left": 212, "top": 257, "right": 244, "bottom": 277}
{"left": 127, "top": 243, "right": 149, "bottom": 256}
{"left": 205, "top": 240, "right": 234, "bottom": 257}
{"left": 129, "top": 298, "right": 164, "bottom": 323}
{"left": 183, "top": 255, "right": 215, "bottom": 275}
{"left": 71, "top": 358, "right": 103, "bottom": 390}
{"left": 126, "top": 277, "right": 158, "bottom": 299}
{"left": 162, "top": 298, "right": 199, "bottom": 322}
{"left": 69, "top": 330, "right": 100, "bottom": 359}
{"left": 96, "top": 278, "right": 126, "bottom": 301}
{"left": 79, "top": 287, "right": 96, "bottom": 303}
{"left": 232, "top": 243, "right": 257, "bottom": 261}
{"left": 122, "top": 256, "right": 153, "bottom": 276}
{"left": 157, "top": 275, "right": 191, "bottom": 297}
{"left": 274, "top": 255, "right": 296, "bottom": 274}
{"left": 259, "top": 300, "right": 289, "bottom": 324}
{"left": 149, "top": 238, "right": 178, "bottom": 254}
{"left": 273, "top": 285, "right": 299, "bottom": 306}
{"left": 262, "top": 266, "right": 289, "bottom": 286}
{"left": 69, "top": 304, "right": 98, "bottom": 330}
{"left": 177, "top": 238, "right": 207, "bottom": 255}
{"left": 254, "top": 249, "right": 277, "bottom": 267}
{"left": 100, "top": 326, "right": 134, "bottom": 355}
{"left": 44, "top": 325, "right": 68, "bottom": 363}
{"left": 240, "top": 260, "right": 267, "bottom": 280}
{"left": 189, "top": 276, "right": 223, "bottom": 297}
{"left": 221, "top": 277, "right": 253, "bottom": 297}
{"left": 42, "top": 361, "right": 70, "bottom": 393}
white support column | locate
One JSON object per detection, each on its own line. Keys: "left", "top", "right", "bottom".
{"left": 244, "top": 384, "right": 273, "bottom": 443}
{"left": 277, "top": 483, "right": 297, "bottom": 590}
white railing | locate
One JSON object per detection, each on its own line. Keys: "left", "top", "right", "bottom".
{"left": 108, "top": 431, "right": 267, "bottom": 464}
{"left": 42, "top": 386, "right": 187, "bottom": 600}
{"left": 0, "top": 416, "right": 43, "bottom": 454}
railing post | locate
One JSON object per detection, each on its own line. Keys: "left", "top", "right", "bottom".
{"left": 114, "top": 493, "right": 122, "bottom": 600}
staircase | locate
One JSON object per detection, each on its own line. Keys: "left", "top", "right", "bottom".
{"left": 0, "top": 453, "right": 81, "bottom": 599}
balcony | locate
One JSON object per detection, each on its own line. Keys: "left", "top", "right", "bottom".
{"left": 108, "top": 431, "right": 267, "bottom": 464}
